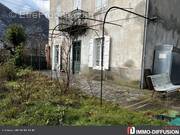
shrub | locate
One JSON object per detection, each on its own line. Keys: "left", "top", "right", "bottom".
{"left": 16, "top": 67, "right": 32, "bottom": 79}
{"left": 0, "top": 60, "right": 17, "bottom": 81}
{"left": 0, "top": 49, "right": 10, "bottom": 64}
{"left": 4, "top": 24, "right": 26, "bottom": 54}
{"left": 0, "top": 70, "right": 167, "bottom": 126}
{"left": 14, "top": 45, "right": 24, "bottom": 67}
{"left": 0, "top": 102, "right": 66, "bottom": 126}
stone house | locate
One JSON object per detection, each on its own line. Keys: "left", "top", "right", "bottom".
{"left": 49, "top": 0, "right": 180, "bottom": 88}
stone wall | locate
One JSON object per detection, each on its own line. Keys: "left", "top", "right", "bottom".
{"left": 49, "top": 0, "right": 146, "bottom": 83}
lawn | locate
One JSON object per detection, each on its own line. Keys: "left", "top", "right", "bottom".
{"left": 0, "top": 69, "right": 167, "bottom": 126}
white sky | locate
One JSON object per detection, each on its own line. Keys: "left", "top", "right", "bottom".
{"left": 0, "top": 0, "right": 49, "bottom": 16}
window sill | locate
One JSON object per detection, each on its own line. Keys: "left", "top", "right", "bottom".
{"left": 93, "top": 66, "right": 101, "bottom": 70}
{"left": 94, "top": 6, "right": 108, "bottom": 16}
{"left": 93, "top": 66, "right": 108, "bottom": 71}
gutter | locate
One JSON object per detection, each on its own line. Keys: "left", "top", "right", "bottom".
{"left": 140, "top": 0, "right": 150, "bottom": 89}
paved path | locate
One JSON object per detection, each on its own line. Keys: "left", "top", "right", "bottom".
{"left": 40, "top": 70, "right": 180, "bottom": 112}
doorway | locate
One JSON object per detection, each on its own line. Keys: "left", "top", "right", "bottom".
{"left": 72, "top": 41, "right": 81, "bottom": 74}
{"left": 54, "top": 45, "right": 59, "bottom": 70}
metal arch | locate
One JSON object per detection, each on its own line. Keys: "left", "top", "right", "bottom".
{"left": 50, "top": 17, "right": 102, "bottom": 79}
{"left": 100, "top": 6, "right": 157, "bottom": 106}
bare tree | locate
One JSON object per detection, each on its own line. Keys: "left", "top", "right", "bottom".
{"left": 57, "top": 33, "right": 74, "bottom": 94}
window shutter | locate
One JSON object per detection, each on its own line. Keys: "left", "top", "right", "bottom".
{"left": 96, "top": 0, "right": 101, "bottom": 10}
{"left": 56, "top": 5, "right": 61, "bottom": 15}
{"left": 103, "top": 36, "right": 110, "bottom": 70}
{"left": 88, "top": 39, "right": 94, "bottom": 67}
{"left": 74, "top": 0, "right": 81, "bottom": 9}
{"left": 102, "top": 0, "right": 107, "bottom": 7}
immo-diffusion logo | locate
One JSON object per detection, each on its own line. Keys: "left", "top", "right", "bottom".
{"left": 127, "top": 127, "right": 135, "bottom": 135}
{"left": 127, "top": 126, "right": 180, "bottom": 135}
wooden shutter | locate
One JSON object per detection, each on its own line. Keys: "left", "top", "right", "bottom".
{"left": 88, "top": 39, "right": 94, "bottom": 67}
{"left": 103, "top": 36, "right": 110, "bottom": 70}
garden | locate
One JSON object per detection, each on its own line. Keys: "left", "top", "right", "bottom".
{"left": 0, "top": 63, "right": 167, "bottom": 126}
{"left": 0, "top": 23, "right": 171, "bottom": 126}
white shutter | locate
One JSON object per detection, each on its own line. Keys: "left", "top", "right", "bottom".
{"left": 96, "top": 0, "right": 101, "bottom": 10}
{"left": 56, "top": 5, "right": 61, "bottom": 15}
{"left": 88, "top": 39, "right": 94, "bottom": 67}
{"left": 52, "top": 45, "right": 56, "bottom": 70}
{"left": 74, "top": 0, "right": 81, "bottom": 9}
{"left": 58, "top": 45, "right": 61, "bottom": 70}
{"left": 103, "top": 36, "right": 110, "bottom": 70}
{"left": 102, "top": 0, "right": 107, "bottom": 7}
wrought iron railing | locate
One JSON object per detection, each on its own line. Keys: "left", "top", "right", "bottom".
{"left": 59, "top": 9, "right": 89, "bottom": 35}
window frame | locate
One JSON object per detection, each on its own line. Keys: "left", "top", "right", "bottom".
{"left": 74, "top": 0, "right": 82, "bottom": 10}
{"left": 93, "top": 37, "right": 102, "bottom": 70}
{"left": 88, "top": 36, "right": 110, "bottom": 70}
{"left": 95, "top": 0, "right": 108, "bottom": 12}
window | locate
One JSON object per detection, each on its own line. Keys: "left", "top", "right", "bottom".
{"left": 95, "top": 38, "right": 102, "bottom": 66}
{"left": 88, "top": 36, "right": 110, "bottom": 70}
{"left": 74, "top": 0, "right": 81, "bottom": 9}
{"left": 56, "top": 5, "right": 61, "bottom": 25}
{"left": 95, "top": 0, "right": 108, "bottom": 11}
{"left": 60, "top": 46, "right": 63, "bottom": 70}
{"left": 55, "top": 45, "right": 59, "bottom": 64}
{"left": 56, "top": 5, "right": 61, "bottom": 16}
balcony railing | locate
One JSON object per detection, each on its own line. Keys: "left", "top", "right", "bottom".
{"left": 59, "top": 9, "right": 89, "bottom": 36}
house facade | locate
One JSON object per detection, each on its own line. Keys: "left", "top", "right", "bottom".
{"left": 49, "top": 0, "right": 147, "bottom": 85}
{"left": 49, "top": 0, "right": 180, "bottom": 88}
{"left": 49, "top": 0, "right": 146, "bottom": 85}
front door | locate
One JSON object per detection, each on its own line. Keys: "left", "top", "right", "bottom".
{"left": 54, "top": 45, "right": 59, "bottom": 70}
{"left": 72, "top": 41, "right": 81, "bottom": 74}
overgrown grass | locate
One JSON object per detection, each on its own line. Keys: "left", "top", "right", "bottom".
{"left": 64, "top": 98, "right": 166, "bottom": 126}
{"left": 0, "top": 69, "right": 167, "bottom": 126}
{"left": 0, "top": 60, "right": 17, "bottom": 81}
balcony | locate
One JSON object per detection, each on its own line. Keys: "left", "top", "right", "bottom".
{"left": 59, "top": 9, "right": 89, "bottom": 36}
